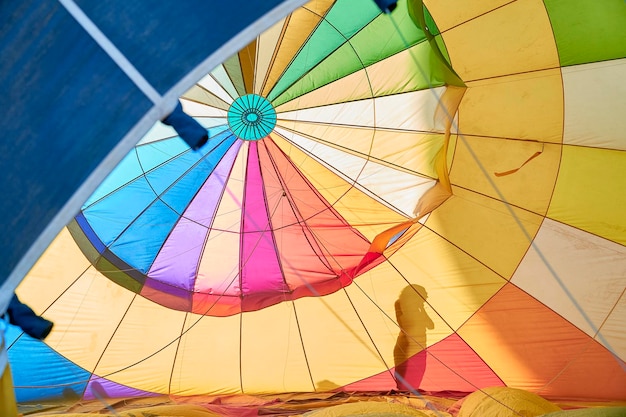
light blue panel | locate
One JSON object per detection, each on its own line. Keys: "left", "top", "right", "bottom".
{"left": 7, "top": 325, "right": 90, "bottom": 402}
{"left": 83, "top": 176, "right": 159, "bottom": 246}
{"left": 83, "top": 151, "right": 146, "bottom": 208}
{"left": 109, "top": 198, "right": 180, "bottom": 273}
{"left": 136, "top": 138, "right": 192, "bottom": 181}
{"left": 142, "top": 131, "right": 232, "bottom": 197}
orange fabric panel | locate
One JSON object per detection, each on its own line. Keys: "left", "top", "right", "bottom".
{"left": 238, "top": 40, "right": 257, "bottom": 94}
{"left": 458, "top": 284, "right": 626, "bottom": 400}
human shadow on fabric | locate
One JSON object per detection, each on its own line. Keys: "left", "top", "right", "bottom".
{"left": 393, "top": 284, "right": 434, "bottom": 392}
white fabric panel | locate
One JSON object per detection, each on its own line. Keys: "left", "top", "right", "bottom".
{"left": 196, "top": 73, "right": 234, "bottom": 104}
{"left": 278, "top": 88, "right": 446, "bottom": 133}
{"left": 278, "top": 99, "right": 375, "bottom": 128}
{"left": 375, "top": 87, "right": 446, "bottom": 132}
{"left": 181, "top": 98, "right": 228, "bottom": 118}
{"left": 196, "top": 144, "right": 248, "bottom": 295}
{"left": 275, "top": 127, "right": 434, "bottom": 217}
{"left": 512, "top": 218, "right": 626, "bottom": 360}
{"left": 210, "top": 65, "right": 240, "bottom": 101}
{"left": 563, "top": 59, "right": 626, "bottom": 150}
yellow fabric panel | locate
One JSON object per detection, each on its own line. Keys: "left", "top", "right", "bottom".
{"left": 512, "top": 219, "right": 626, "bottom": 360}
{"left": 254, "top": 17, "right": 286, "bottom": 94}
{"left": 261, "top": 2, "right": 334, "bottom": 97}
{"left": 347, "top": 259, "right": 453, "bottom": 354}
{"left": 439, "top": 0, "right": 559, "bottom": 81}
{"left": 423, "top": 0, "right": 513, "bottom": 32}
{"left": 170, "top": 314, "right": 242, "bottom": 395}
{"left": 93, "top": 296, "right": 187, "bottom": 394}
{"left": 15, "top": 228, "right": 91, "bottom": 312}
{"left": 41, "top": 405, "right": 222, "bottom": 417}
{"left": 270, "top": 132, "right": 407, "bottom": 240}
{"left": 274, "top": 68, "right": 371, "bottom": 113}
{"left": 0, "top": 364, "right": 18, "bottom": 417}
{"left": 563, "top": 59, "right": 626, "bottom": 150}
{"left": 238, "top": 40, "right": 256, "bottom": 94}
{"left": 548, "top": 145, "right": 626, "bottom": 245}
{"left": 457, "top": 387, "right": 560, "bottom": 417}
{"left": 306, "top": 401, "right": 435, "bottom": 417}
{"left": 42, "top": 270, "right": 135, "bottom": 372}
{"left": 240, "top": 302, "right": 317, "bottom": 392}
{"left": 389, "top": 227, "right": 506, "bottom": 331}
{"left": 459, "top": 69, "right": 563, "bottom": 143}
{"left": 426, "top": 187, "right": 544, "bottom": 279}
{"left": 449, "top": 135, "right": 561, "bottom": 215}
{"left": 288, "top": 286, "right": 393, "bottom": 388}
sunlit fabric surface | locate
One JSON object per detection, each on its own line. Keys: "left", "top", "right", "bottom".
{"left": 8, "top": 0, "right": 626, "bottom": 406}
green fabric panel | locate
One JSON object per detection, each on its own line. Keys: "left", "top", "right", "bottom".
{"left": 544, "top": 0, "right": 626, "bottom": 66}
{"left": 434, "top": 35, "right": 450, "bottom": 65}
{"left": 272, "top": 0, "right": 429, "bottom": 106}
{"left": 96, "top": 257, "right": 144, "bottom": 293}
{"left": 267, "top": 0, "right": 381, "bottom": 101}
{"left": 223, "top": 54, "right": 247, "bottom": 97}
{"left": 423, "top": 6, "right": 439, "bottom": 36}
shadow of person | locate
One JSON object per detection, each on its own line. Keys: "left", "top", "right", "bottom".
{"left": 393, "top": 284, "right": 434, "bottom": 392}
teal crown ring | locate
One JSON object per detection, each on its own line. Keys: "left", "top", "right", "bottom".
{"left": 227, "top": 94, "right": 277, "bottom": 141}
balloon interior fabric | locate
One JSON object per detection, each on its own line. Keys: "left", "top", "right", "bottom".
{"left": 7, "top": 0, "right": 626, "bottom": 414}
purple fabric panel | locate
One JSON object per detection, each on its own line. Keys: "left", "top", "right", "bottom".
{"left": 84, "top": 376, "right": 159, "bottom": 400}
{"left": 148, "top": 141, "right": 241, "bottom": 289}
{"left": 240, "top": 142, "right": 286, "bottom": 295}
{"left": 185, "top": 140, "right": 242, "bottom": 225}
{"left": 148, "top": 218, "right": 207, "bottom": 290}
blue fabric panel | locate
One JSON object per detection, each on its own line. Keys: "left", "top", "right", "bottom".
{"left": 109, "top": 199, "right": 181, "bottom": 273}
{"left": 159, "top": 133, "right": 237, "bottom": 214}
{"left": 74, "top": 213, "right": 107, "bottom": 254}
{"left": 76, "top": 0, "right": 291, "bottom": 95}
{"left": 7, "top": 325, "right": 90, "bottom": 402}
{"left": 143, "top": 131, "right": 234, "bottom": 200}
{"left": 83, "top": 151, "right": 149, "bottom": 208}
{"left": 0, "top": 1, "right": 152, "bottom": 286}
{"left": 83, "top": 176, "right": 159, "bottom": 246}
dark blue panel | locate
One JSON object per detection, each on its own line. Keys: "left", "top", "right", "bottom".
{"left": 76, "top": 0, "right": 289, "bottom": 95}
{"left": 0, "top": 1, "right": 152, "bottom": 285}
